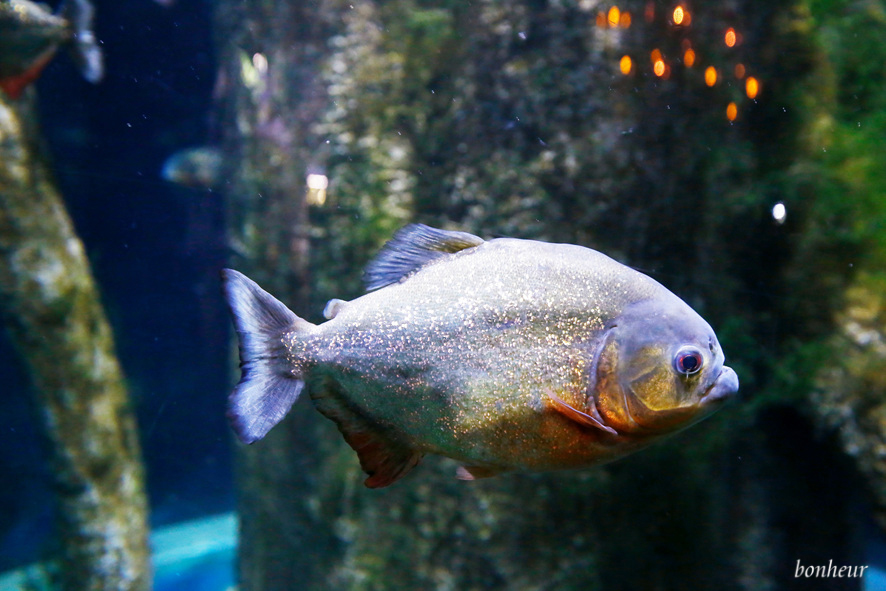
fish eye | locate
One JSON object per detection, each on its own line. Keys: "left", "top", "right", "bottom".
{"left": 674, "top": 346, "right": 704, "bottom": 376}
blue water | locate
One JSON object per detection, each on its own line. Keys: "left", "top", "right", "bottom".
{"left": 868, "top": 529, "right": 886, "bottom": 591}
{"left": 155, "top": 551, "right": 234, "bottom": 591}
{"left": 868, "top": 570, "right": 886, "bottom": 591}
{"left": 0, "top": 513, "right": 236, "bottom": 591}
{"left": 152, "top": 513, "right": 236, "bottom": 591}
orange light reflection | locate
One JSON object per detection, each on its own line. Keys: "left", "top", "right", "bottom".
{"left": 705, "top": 66, "right": 717, "bottom": 86}
{"left": 725, "top": 28, "right": 736, "bottom": 47}
{"left": 673, "top": 6, "right": 684, "bottom": 25}
{"left": 608, "top": 6, "right": 621, "bottom": 26}
{"left": 684, "top": 48, "right": 696, "bottom": 67}
{"left": 746, "top": 77, "right": 759, "bottom": 99}
{"left": 619, "top": 11, "right": 632, "bottom": 27}
{"left": 620, "top": 55, "right": 632, "bottom": 75}
{"left": 727, "top": 102, "right": 738, "bottom": 121}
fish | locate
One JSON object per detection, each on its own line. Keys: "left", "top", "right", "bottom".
{"left": 0, "top": 0, "right": 103, "bottom": 99}
{"left": 161, "top": 147, "right": 224, "bottom": 190}
{"left": 222, "top": 224, "right": 739, "bottom": 488}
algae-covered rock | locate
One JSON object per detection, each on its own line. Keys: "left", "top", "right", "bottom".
{"left": 813, "top": 278, "right": 886, "bottom": 527}
{"left": 0, "top": 94, "right": 150, "bottom": 590}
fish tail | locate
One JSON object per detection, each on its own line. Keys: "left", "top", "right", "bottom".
{"left": 60, "top": 0, "right": 104, "bottom": 83}
{"left": 221, "top": 269, "right": 312, "bottom": 444}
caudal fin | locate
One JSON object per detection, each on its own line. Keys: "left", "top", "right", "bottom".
{"left": 61, "top": 0, "right": 104, "bottom": 84}
{"left": 221, "top": 269, "right": 310, "bottom": 444}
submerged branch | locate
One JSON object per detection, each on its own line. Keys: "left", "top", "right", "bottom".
{"left": 0, "top": 95, "right": 151, "bottom": 591}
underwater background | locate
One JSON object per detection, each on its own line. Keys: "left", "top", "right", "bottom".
{"left": 2, "top": 0, "right": 886, "bottom": 589}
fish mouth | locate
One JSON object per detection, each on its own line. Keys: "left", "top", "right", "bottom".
{"left": 620, "top": 365, "right": 739, "bottom": 433}
{"left": 700, "top": 366, "right": 739, "bottom": 405}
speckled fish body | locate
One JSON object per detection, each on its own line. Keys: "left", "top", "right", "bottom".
{"left": 300, "top": 239, "right": 660, "bottom": 471}
{"left": 222, "top": 225, "right": 739, "bottom": 487}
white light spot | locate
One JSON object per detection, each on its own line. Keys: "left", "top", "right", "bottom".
{"left": 252, "top": 52, "right": 268, "bottom": 75}
{"left": 306, "top": 174, "right": 328, "bottom": 206}
{"left": 306, "top": 174, "right": 328, "bottom": 190}
{"left": 772, "top": 202, "right": 787, "bottom": 225}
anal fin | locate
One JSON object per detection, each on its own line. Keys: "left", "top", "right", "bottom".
{"left": 348, "top": 429, "right": 424, "bottom": 489}
{"left": 311, "top": 385, "right": 422, "bottom": 488}
{"left": 0, "top": 49, "right": 56, "bottom": 99}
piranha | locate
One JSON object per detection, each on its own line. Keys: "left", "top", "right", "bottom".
{"left": 222, "top": 224, "right": 739, "bottom": 488}
{"left": 161, "top": 146, "right": 224, "bottom": 190}
{"left": 0, "top": 0, "right": 103, "bottom": 99}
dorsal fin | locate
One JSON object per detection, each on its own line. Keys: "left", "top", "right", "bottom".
{"left": 364, "top": 224, "right": 484, "bottom": 291}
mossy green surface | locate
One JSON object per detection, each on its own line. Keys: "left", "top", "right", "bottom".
{"left": 0, "top": 95, "right": 151, "bottom": 591}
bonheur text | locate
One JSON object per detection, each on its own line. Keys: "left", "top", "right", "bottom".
{"left": 795, "top": 560, "right": 868, "bottom": 578}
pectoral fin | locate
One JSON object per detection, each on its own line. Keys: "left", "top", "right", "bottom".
{"left": 548, "top": 390, "right": 617, "bottom": 435}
